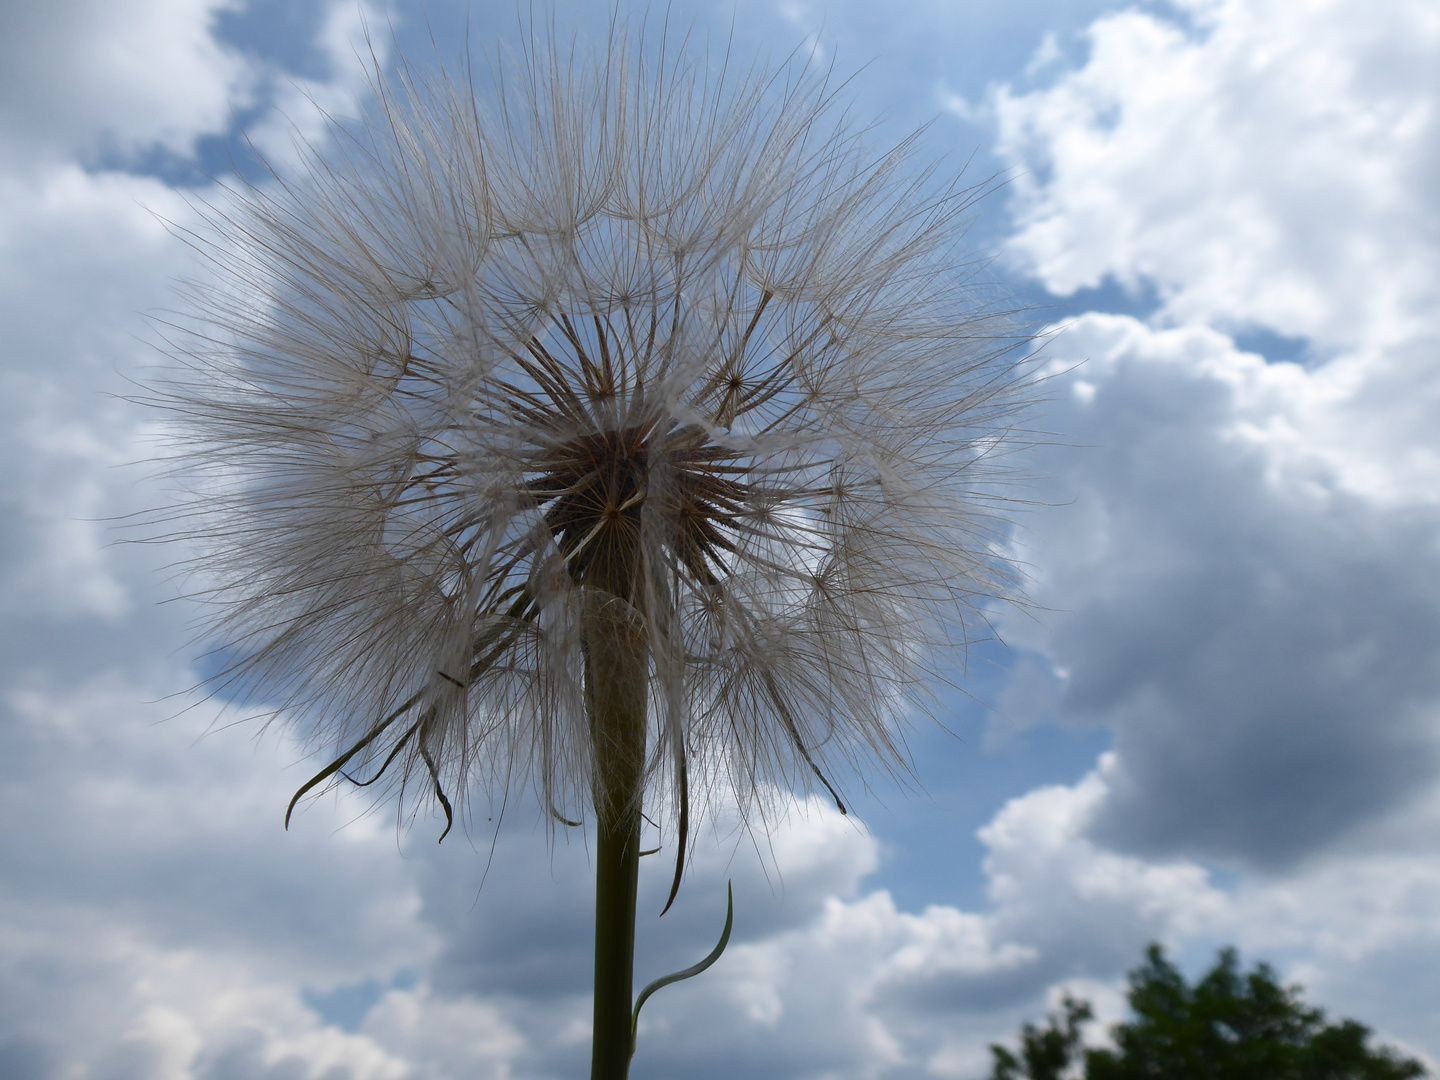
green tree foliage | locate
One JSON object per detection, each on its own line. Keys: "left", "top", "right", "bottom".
{"left": 989, "top": 945, "right": 1427, "bottom": 1080}
{"left": 991, "top": 995, "right": 1093, "bottom": 1080}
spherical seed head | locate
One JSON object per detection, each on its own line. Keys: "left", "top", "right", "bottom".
{"left": 161, "top": 23, "right": 1032, "bottom": 838}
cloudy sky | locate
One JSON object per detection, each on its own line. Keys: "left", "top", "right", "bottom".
{"left": 4, "top": 0, "right": 1439, "bottom": 1077}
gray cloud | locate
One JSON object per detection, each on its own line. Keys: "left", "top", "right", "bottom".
{"left": 1006, "top": 317, "right": 1440, "bottom": 869}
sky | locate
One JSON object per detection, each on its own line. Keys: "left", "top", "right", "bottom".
{"left": 2, "top": 0, "right": 1439, "bottom": 1077}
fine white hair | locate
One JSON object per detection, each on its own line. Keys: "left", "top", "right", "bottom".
{"left": 155, "top": 18, "right": 1034, "bottom": 855}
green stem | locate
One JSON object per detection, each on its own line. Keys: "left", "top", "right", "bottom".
{"left": 585, "top": 595, "right": 648, "bottom": 1080}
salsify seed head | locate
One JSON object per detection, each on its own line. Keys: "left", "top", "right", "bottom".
{"left": 159, "top": 22, "right": 1034, "bottom": 843}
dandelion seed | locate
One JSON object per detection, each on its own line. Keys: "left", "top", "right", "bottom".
{"left": 156, "top": 20, "right": 1034, "bottom": 1079}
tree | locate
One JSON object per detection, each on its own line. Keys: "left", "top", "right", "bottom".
{"left": 989, "top": 945, "right": 1426, "bottom": 1080}
{"left": 991, "top": 995, "right": 1092, "bottom": 1080}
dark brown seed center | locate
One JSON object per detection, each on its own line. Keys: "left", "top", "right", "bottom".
{"left": 525, "top": 423, "right": 752, "bottom": 600}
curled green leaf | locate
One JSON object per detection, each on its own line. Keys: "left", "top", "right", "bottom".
{"left": 630, "top": 881, "right": 733, "bottom": 1060}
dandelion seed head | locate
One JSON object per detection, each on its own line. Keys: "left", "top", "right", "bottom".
{"left": 158, "top": 20, "right": 1034, "bottom": 843}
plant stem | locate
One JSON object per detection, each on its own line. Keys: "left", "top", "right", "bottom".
{"left": 585, "top": 595, "right": 648, "bottom": 1080}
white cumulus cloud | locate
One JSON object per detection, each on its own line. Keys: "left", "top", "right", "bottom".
{"left": 995, "top": 0, "right": 1440, "bottom": 354}
{"left": 0, "top": 0, "right": 253, "bottom": 167}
